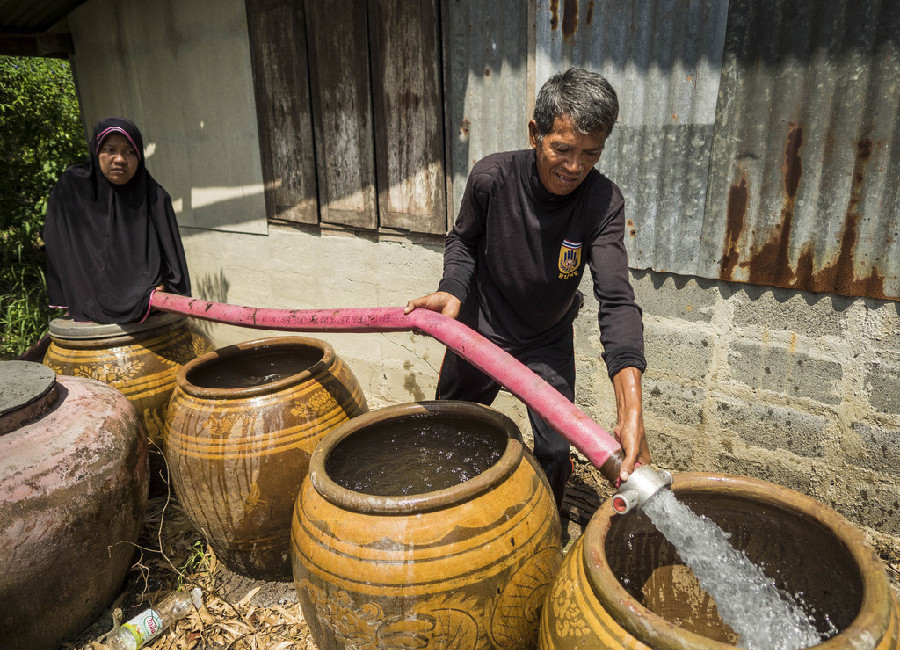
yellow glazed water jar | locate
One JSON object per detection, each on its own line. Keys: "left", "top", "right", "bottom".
{"left": 43, "top": 312, "right": 212, "bottom": 445}
{"left": 165, "top": 336, "right": 368, "bottom": 580}
{"left": 539, "top": 473, "right": 899, "bottom": 650}
{"left": 292, "top": 401, "right": 563, "bottom": 650}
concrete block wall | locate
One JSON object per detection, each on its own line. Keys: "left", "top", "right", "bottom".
{"left": 573, "top": 269, "right": 900, "bottom": 538}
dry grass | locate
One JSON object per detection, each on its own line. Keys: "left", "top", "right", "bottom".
{"left": 68, "top": 486, "right": 315, "bottom": 650}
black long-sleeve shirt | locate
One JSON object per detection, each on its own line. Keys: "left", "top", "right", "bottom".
{"left": 438, "top": 149, "right": 646, "bottom": 378}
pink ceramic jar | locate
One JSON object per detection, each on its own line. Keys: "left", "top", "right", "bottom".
{"left": 0, "top": 361, "right": 147, "bottom": 650}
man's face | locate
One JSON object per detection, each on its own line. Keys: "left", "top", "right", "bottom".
{"left": 529, "top": 115, "right": 607, "bottom": 196}
{"left": 97, "top": 133, "right": 140, "bottom": 185}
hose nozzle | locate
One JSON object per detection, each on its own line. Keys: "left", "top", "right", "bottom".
{"left": 611, "top": 465, "right": 673, "bottom": 514}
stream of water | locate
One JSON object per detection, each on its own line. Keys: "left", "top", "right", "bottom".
{"left": 641, "top": 489, "right": 833, "bottom": 650}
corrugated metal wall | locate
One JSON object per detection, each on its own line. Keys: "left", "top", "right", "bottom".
{"left": 529, "top": 0, "right": 898, "bottom": 301}
{"left": 536, "top": 0, "right": 729, "bottom": 277}
{"left": 243, "top": 0, "right": 898, "bottom": 299}
{"left": 702, "top": 0, "right": 899, "bottom": 301}
{"left": 443, "top": 0, "right": 531, "bottom": 226}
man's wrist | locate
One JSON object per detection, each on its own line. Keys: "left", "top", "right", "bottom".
{"left": 437, "top": 278, "right": 468, "bottom": 302}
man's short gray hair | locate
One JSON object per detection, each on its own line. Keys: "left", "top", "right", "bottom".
{"left": 533, "top": 67, "right": 619, "bottom": 143}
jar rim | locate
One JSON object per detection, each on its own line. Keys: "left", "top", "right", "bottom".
{"left": 308, "top": 401, "right": 525, "bottom": 514}
{"left": 176, "top": 336, "right": 336, "bottom": 399}
{"left": 0, "top": 361, "right": 58, "bottom": 435}
{"left": 582, "top": 472, "right": 894, "bottom": 650}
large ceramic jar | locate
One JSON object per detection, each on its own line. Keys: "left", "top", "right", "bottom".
{"left": 539, "top": 472, "right": 900, "bottom": 650}
{"left": 42, "top": 311, "right": 213, "bottom": 445}
{"left": 0, "top": 361, "right": 147, "bottom": 650}
{"left": 292, "top": 401, "right": 563, "bottom": 650}
{"left": 165, "top": 336, "right": 368, "bottom": 580}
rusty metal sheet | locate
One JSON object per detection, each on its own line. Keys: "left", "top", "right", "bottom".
{"left": 535, "top": 0, "right": 730, "bottom": 275}
{"left": 535, "top": 0, "right": 899, "bottom": 301}
{"left": 701, "top": 0, "right": 899, "bottom": 301}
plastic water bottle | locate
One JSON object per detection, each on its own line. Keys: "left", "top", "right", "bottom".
{"left": 103, "top": 587, "right": 202, "bottom": 649}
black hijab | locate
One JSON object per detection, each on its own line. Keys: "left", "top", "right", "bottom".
{"left": 44, "top": 117, "right": 191, "bottom": 323}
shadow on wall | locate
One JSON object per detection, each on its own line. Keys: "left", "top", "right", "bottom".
{"left": 168, "top": 185, "right": 268, "bottom": 234}
{"left": 403, "top": 358, "right": 428, "bottom": 402}
{"left": 195, "top": 269, "right": 230, "bottom": 304}
{"left": 188, "top": 269, "right": 230, "bottom": 337}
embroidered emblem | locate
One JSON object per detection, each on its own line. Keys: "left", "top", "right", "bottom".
{"left": 558, "top": 240, "right": 582, "bottom": 279}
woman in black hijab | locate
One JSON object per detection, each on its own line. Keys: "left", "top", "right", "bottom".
{"left": 43, "top": 117, "right": 191, "bottom": 323}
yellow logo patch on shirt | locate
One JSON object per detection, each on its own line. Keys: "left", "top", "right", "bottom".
{"left": 558, "top": 240, "right": 582, "bottom": 279}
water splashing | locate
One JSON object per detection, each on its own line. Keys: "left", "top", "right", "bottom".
{"left": 641, "top": 489, "right": 827, "bottom": 650}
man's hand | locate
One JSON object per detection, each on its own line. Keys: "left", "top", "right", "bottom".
{"left": 404, "top": 291, "right": 462, "bottom": 319}
{"left": 611, "top": 366, "right": 651, "bottom": 483}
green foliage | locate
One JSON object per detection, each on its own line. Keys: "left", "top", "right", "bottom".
{"left": 0, "top": 55, "right": 85, "bottom": 358}
{"left": 178, "top": 540, "right": 214, "bottom": 587}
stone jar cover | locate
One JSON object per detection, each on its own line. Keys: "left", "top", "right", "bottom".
{"left": 292, "top": 401, "right": 563, "bottom": 650}
{"left": 165, "top": 336, "right": 368, "bottom": 580}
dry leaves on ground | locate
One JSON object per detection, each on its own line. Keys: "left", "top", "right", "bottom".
{"left": 69, "top": 489, "right": 315, "bottom": 650}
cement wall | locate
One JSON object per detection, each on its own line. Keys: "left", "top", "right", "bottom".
{"left": 69, "top": 0, "right": 267, "bottom": 235}
{"left": 66, "top": 0, "right": 900, "bottom": 545}
{"left": 177, "top": 225, "right": 451, "bottom": 405}
{"left": 601, "top": 274, "right": 900, "bottom": 537}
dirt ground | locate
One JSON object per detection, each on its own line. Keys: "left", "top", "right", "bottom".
{"left": 67, "top": 460, "right": 900, "bottom": 650}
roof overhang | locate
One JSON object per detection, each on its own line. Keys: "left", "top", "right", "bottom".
{"left": 0, "top": 0, "right": 88, "bottom": 57}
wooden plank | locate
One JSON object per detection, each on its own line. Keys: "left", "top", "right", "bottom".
{"left": 245, "top": 0, "right": 318, "bottom": 224}
{"left": 369, "top": 0, "right": 446, "bottom": 235}
{"left": 439, "top": 0, "right": 454, "bottom": 233}
{"left": 304, "top": 0, "right": 377, "bottom": 229}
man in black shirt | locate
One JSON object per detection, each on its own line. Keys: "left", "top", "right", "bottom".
{"left": 405, "top": 67, "right": 649, "bottom": 509}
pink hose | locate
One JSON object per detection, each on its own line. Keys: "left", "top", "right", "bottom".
{"left": 150, "top": 291, "right": 625, "bottom": 483}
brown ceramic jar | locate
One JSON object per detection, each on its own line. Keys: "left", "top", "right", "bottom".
{"left": 0, "top": 361, "right": 147, "bottom": 650}
{"left": 539, "top": 472, "right": 900, "bottom": 650}
{"left": 164, "top": 336, "right": 368, "bottom": 580}
{"left": 292, "top": 401, "right": 563, "bottom": 650}
{"left": 42, "top": 312, "right": 213, "bottom": 446}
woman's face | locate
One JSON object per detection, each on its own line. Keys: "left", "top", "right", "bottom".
{"left": 97, "top": 133, "right": 140, "bottom": 185}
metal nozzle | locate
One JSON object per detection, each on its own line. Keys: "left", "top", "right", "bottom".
{"left": 611, "top": 465, "right": 673, "bottom": 514}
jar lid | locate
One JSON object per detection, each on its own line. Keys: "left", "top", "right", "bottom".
{"left": 48, "top": 312, "right": 185, "bottom": 339}
{"left": 0, "top": 360, "right": 58, "bottom": 435}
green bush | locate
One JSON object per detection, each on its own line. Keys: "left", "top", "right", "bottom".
{"left": 0, "top": 55, "right": 86, "bottom": 358}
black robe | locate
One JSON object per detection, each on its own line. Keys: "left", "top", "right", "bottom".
{"left": 43, "top": 117, "right": 190, "bottom": 323}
